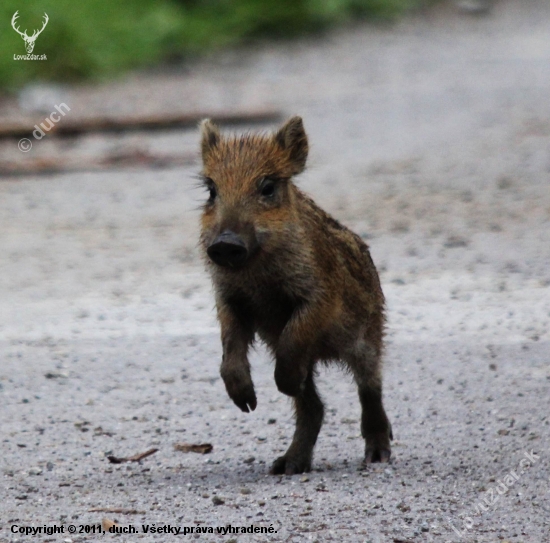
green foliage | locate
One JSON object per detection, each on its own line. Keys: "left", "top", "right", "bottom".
{"left": 0, "top": 0, "right": 427, "bottom": 91}
{"left": 1, "top": 0, "right": 184, "bottom": 90}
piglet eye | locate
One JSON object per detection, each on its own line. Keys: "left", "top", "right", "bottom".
{"left": 260, "top": 178, "right": 276, "bottom": 198}
{"left": 204, "top": 178, "right": 217, "bottom": 203}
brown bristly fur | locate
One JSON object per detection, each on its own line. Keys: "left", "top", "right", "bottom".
{"left": 198, "top": 116, "right": 392, "bottom": 475}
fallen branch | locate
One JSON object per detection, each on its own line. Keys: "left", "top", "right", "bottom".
{"left": 0, "top": 109, "right": 283, "bottom": 140}
{"left": 0, "top": 149, "right": 196, "bottom": 177}
{"left": 107, "top": 447, "right": 158, "bottom": 464}
{"left": 89, "top": 508, "right": 145, "bottom": 514}
{"left": 174, "top": 443, "right": 213, "bottom": 454}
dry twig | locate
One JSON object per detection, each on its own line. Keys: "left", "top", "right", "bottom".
{"left": 174, "top": 443, "right": 213, "bottom": 454}
{"left": 89, "top": 508, "right": 145, "bottom": 514}
{"left": 106, "top": 447, "right": 158, "bottom": 464}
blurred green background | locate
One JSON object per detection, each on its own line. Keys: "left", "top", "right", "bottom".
{"left": 1, "top": 0, "right": 429, "bottom": 92}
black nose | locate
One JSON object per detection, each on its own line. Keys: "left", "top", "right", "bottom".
{"left": 207, "top": 231, "right": 248, "bottom": 267}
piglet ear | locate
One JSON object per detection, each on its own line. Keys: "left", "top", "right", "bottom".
{"left": 275, "top": 116, "right": 308, "bottom": 174}
{"left": 200, "top": 119, "right": 220, "bottom": 161}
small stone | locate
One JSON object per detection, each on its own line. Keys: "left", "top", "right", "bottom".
{"left": 243, "top": 456, "right": 255, "bottom": 464}
{"left": 212, "top": 496, "right": 225, "bottom": 506}
{"left": 45, "top": 372, "right": 68, "bottom": 379}
{"left": 340, "top": 418, "right": 357, "bottom": 424}
{"left": 497, "top": 176, "right": 513, "bottom": 189}
{"left": 29, "top": 467, "right": 42, "bottom": 475}
{"left": 300, "top": 476, "right": 310, "bottom": 482}
{"left": 240, "top": 487, "right": 252, "bottom": 495}
{"left": 444, "top": 235, "right": 468, "bottom": 248}
{"left": 267, "top": 418, "right": 277, "bottom": 424}
{"left": 421, "top": 522, "right": 429, "bottom": 532}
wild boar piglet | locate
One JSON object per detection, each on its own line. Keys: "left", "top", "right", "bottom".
{"left": 199, "top": 116, "right": 392, "bottom": 474}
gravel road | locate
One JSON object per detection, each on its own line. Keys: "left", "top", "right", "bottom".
{"left": 1, "top": 1, "right": 549, "bottom": 542}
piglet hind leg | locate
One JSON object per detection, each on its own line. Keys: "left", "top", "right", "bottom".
{"left": 349, "top": 352, "right": 392, "bottom": 465}
{"left": 359, "top": 380, "right": 392, "bottom": 464}
{"left": 270, "top": 370, "right": 324, "bottom": 475}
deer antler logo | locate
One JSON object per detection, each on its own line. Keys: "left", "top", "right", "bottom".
{"left": 11, "top": 11, "right": 49, "bottom": 54}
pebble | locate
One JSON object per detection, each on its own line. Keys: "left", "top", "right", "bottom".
{"left": 29, "top": 467, "right": 43, "bottom": 475}
{"left": 444, "top": 235, "right": 469, "bottom": 248}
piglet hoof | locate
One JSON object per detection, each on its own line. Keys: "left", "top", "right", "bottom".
{"left": 363, "top": 446, "right": 391, "bottom": 465}
{"left": 363, "top": 431, "right": 392, "bottom": 465}
{"left": 231, "top": 386, "right": 257, "bottom": 413}
{"left": 221, "top": 369, "right": 257, "bottom": 413}
{"left": 270, "top": 455, "right": 311, "bottom": 475}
